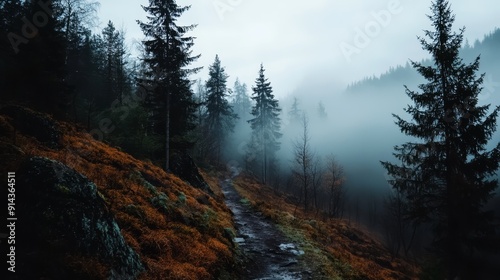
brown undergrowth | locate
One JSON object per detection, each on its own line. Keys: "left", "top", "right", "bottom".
{"left": 1, "top": 110, "right": 237, "bottom": 279}
{"left": 232, "top": 172, "right": 420, "bottom": 280}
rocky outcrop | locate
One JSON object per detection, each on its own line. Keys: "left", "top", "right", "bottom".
{"left": 0, "top": 105, "right": 62, "bottom": 149}
{"left": 171, "top": 152, "right": 214, "bottom": 195}
{"left": 16, "top": 157, "right": 143, "bottom": 279}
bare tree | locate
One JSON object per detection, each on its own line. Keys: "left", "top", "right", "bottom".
{"left": 292, "top": 113, "right": 313, "bottom": 212}
{"left": 59, "top": 0, "right": 100, "bottom": 57}
{"left": 324, "top": 155, "right": 345, "bottom": 218}
{"left": 311, "top": 157, "right": 323, "bottom": 213}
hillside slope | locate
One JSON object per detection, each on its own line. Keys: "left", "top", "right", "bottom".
{"left": 229, "top": 171, "right": 419, "bottom": 280}
{"left": 0, "top": 106, "right": 237, "bottom": 279}
{"left": 1, "top": 105, "right": 421, "bottom": 279}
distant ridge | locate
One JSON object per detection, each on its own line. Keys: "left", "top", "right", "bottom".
{"left": 347, "top": 28, "right": 500, "bottom": 94}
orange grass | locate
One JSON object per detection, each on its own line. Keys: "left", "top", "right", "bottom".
{"left": 232, "top": 173, "right": 420, "bottom": 280}
{"left": 1, "top": 112, "right": 237, "bottom": 280}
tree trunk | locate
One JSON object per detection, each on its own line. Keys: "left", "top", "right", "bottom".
{"left": 165, "top": 91, "right": 170, "bottom": 172}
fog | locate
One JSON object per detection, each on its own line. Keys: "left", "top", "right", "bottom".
{"left": 250, "top": 80, "right": 408, "bottom": 212}
{"left": 222, "top": 44, "right": 500, "bottom": 237}
{"left": 98, "top": 0, "right": 500, "bottom": 241}
{"left": 273, "top": 59, "right": 499, "bottom": 195}
{"left": 3, "top": 0, "right": 499, "bottom": 277}
{"left": 277, "top": 86, "right": 413, "bottom": 194}
{"left": 98, "top": 0, "right": 500, "bottom": 96}
{"left": 97, "top": 0, "right": 500, "bottom": 198}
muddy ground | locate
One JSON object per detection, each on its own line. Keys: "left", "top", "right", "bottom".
{"left": 221, "top": 178, "right": 313, "bottom": 280}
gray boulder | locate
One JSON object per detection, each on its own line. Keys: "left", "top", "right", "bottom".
{"left": 16, "top": 157, "right": 143, "bottom": 279}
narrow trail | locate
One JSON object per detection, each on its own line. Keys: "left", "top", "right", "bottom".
{"left": 221, "top": 177, "right": 312, "bottom": 280}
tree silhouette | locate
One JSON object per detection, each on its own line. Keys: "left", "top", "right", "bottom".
{"left": 138, "top": 0, "right": 201, "bottom": 171}
{"left": 381, "top": 1, "right": 500, "bottom": 278}
{"left": 293, "top": 113, "right": 313, "bottom": 212}
{"left": 231, "top": 78, "right": 252, "bottom": 121}
{"left": 317, "top": 101, "right": 327, "bottom": 120}
{"left": 204, "top": 55, "right": 237, "bottom": 165}
{"left": 248, "top": 64, "right": 282, "bottom": 184}
{"left": 100, "top": 21, "right": 129, "bottom": 107}
{"left": 288, "top": 97, "right": 301, "bottom": 125}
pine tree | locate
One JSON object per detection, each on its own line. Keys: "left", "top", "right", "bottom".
{"left": 288, "top": 97, "right": 301, "bottom": 124}
{"left": 381, "top": 1, "right": 500, "bottom": 278}
{"left": 100, "top": 21, "right": 129, "bottom": 108}
{"left": 194, "top": 79, "right": 207, "bottom": 124}
{"left": 102, "top": 21, "right": 119, "bottom": 105}
{"left": 138, "top": 0, "right": 201, "bottom": 171}
{"left": 204, "top": 55, "right": 237, "bottom": 164}
{"left": 114, "top": 30, "right": 129, "bottom": 106}
{"left": 232, "top": 78, "right": 252, "bottom": 121}
{"left": 226, "top": 78, "right": 252, "bottom": 167}
{"left": 248, "top": 64, "right": 282, "bottom": 184}
{"left": 318, "top": 101, "right": 328, "bottom": 120}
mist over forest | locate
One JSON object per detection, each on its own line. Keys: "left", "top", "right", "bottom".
{"left": 224, "top": 28, "right": 500, "bottom": 213}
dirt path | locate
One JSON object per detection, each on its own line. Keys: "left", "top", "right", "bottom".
{"left": 221, "top": 177, "right": 312, "bottom": 280}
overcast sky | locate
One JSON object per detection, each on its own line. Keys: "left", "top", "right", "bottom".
{"left": 97, "top": 0, "right": 499, "bottom": 98}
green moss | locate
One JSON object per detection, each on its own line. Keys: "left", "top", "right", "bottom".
{"left": 224, "top": 228, "right": 236, "bottom": 239}
{"left": 143, "top": 180, "right": 158, "bottom": 196}
{"left": 177, "top": 192, "right": 186, "bottom": 204}
{"left": 129, "top": 171, "right": 158, "bottom": 195}
{"left": 239, "top": 198, "right": 250, "bottom": 205}
{"left": 200, "top": 209, "right": 218, "bottom": 232}
{"left": 150, "top": 192, "right": 170, "bottom": 212}
{"left": 124, "top": 204, "right": 144, "bottom": 219}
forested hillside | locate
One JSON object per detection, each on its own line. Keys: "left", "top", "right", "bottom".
{"left": 347, "top": 28, "right": 500, "bottom": 100}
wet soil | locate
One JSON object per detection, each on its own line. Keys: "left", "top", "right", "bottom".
{"left": 221, "top": 178, "right": 312, "bottom": 280}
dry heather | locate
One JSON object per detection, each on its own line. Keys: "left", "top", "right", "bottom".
{"left": 232, "top": 173, "right": 420, "bottom": 280}
{"left": 1, "top": 110, "right": 237, "bottom": 279}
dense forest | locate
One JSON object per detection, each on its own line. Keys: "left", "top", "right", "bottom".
{"left": 1, "top": 0, "right": 500, "bottom": 279}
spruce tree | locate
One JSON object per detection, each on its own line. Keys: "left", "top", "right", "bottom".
{"left": 204, "top": 54, "right": 237, "bottom": 164}
{"left": 102, "top": 21, "right": 119, "bottom": 105}
{"left": 248, "top": 64, "right": 282, "bottom": 184}
{"left": 381, "top": 1, "right": 500, "bottom": 278}
{"left": 232, "top": 78, "right": 252, "bottom": 121}
{"left": 138, "top": 0, "right": 201, "bottom": 171}
{"left": 318, "top": 101, "right": 328, "bottom": 120}
{"left": 99, "top": 21, "right": 129, "bottom": 107}
{"left": 288, "top": 97, "right": 301, "bottom": 124}
{"left": 227, "top": 78, "right": 252, "bottom": 167}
